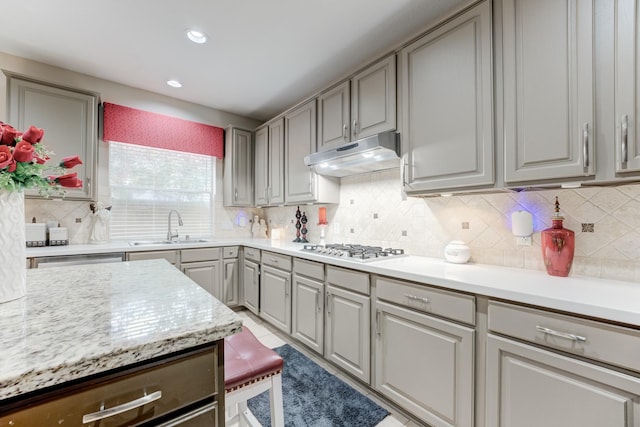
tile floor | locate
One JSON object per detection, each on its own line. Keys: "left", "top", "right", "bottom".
{"left": 230, "top": 309, "right": 426, "bottom": 427}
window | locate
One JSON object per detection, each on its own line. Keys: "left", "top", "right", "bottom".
{"left": 109, "top": 142, "right": 215, "bottom": 240}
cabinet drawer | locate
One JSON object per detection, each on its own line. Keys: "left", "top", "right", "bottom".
{"left": 243, "top": 248, "right": 261, "bottom": 263}
{"left": 128, "top": 250, "right": 178, "bottom": 265}
{"left": 327, "top": 266, "right": 369, "bottom": 295}
{"left": 223, "top": 246, "right": 239, "bottom": 259}
{"left": 262, "top": 251, "right": 292, "bottom": 271}
{"left": 376, "top": 276, "right": 475, "bottom": 325}
{"left": 181, "top": 247, "right": 221, "bottom": 263}
{"left": 2, "top": 346, "right": 218, "bottom": 426}
{"left": 488, "top": 301, "right": 640, "bottom": 373}
{"left": 293, "top": 258, "right": 324, "bottom": 281}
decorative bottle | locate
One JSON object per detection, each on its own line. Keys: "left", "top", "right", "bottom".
{"left": 541, "top": 197, "right": 575, "bottom": 277}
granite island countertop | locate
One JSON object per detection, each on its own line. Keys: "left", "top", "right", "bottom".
{"left": 0, "top": 259, "right": 242, "bottom": 401}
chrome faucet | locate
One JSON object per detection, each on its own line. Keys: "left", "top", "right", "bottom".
{"left": 167, "top": 210, "right": 184, "bottom": 242}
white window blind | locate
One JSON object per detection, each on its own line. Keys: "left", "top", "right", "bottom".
{"left": 109, "top": 141, "right": 215, "bottom": 240}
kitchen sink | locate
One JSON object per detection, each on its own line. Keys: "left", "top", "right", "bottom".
{"left": 128, "top": 239, "right": 213, "bottom": 246}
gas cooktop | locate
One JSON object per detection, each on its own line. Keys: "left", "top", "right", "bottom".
{"left": 301, "top": 244, "right": 406, "bottom": 262}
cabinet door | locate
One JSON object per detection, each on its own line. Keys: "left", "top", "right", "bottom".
{"left": 325, "top": 284, "right": 370, "bottom": 383}
{"left": 291, "top": 274, "right": 324, "bottom": 355}
{"left": 242, "top": 260, "right": 260, "bottom": 315}
{"left": 254, "top": 126, "right": 269, "bottom": 206}
{"left": 260, "top": 265, "right": 291, "bottom": 333}
{"left": 285, "top": 99, "right": 317, "bottom": 204}
{"left": 375, "top": 301, "right": 474, "bottom": 427}
{"left": 223, "top": 258, "right": 239, "bottom": 307}
{"left": 352, "top": 54, "right": 396, "bottom": 140}
{"left": 402, "top": 1, "right": 493, "bottom": 193}
{"left": 223, "top": 127, "right": 253, "bottom": 207}
{"left": 486, "top": 334, "right": 640, "bottom": 427}
{"left": 268, "top": 118, "right": 285, "bottom": 205}
{"left": 503, "top": 0, "right": 594, "bottom": 182}
{"left": 7, "top": 75, "right": 98, "bottom": 200}
{"left": 317, "top": 81, "right": 350, "bottom": 151}
{"left": 616, "top": 0, "right": 640, "bottom": 173}
{"left": 182, "top": 261, "right": 221, "bottom": 299}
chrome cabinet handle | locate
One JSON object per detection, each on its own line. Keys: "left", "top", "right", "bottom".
{"left": 83, "top": 391, "right": 162, "bottom": 423}
{"left": 404, "top": 294, "right": 429, "bottom": 304}
{"left": 343, "top": 123, "right": 348, "bottom": 139}
{"left": 235, "top": 189, "right": 238, "bottom": 201}
{"left": 375, "top": 310, "right": 381, "bottom": 336}
{"left": 326, "top": 293, "right": 331, "bottom": 314}
{"left": 285, "top": 279, "right": 289, "bottom": 297}
{"left": 582, "top": 123, "right": 589, "bottom": 168}
{"left": 536, "top": 325, "right": 587, "bottom": 343}
{"left": 352, "top": 119, "right": 358, "bottom": 137}
{"left": 270, "top": 258, "right": 278, "bottom": 263}
{"left": 622, "top": 115, "right": 629, "bottom": 164}
{"left": 315, "top": 289, "right": 320, "bottom": 311}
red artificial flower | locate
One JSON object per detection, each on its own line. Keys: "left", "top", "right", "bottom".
{"left": 0, "top": 125, "right": 21, "bottom": 146}
{"left": 12, "top": 141, "right": 35, "bottom": 163}
{"left": 0, "top": 145, "right": 16, "bottom": 172}
{"left": 21, "top": 125, "right": 44, "bottom": 143}
{"left": 53, "top": 172, "right": 83, "bottom": 188}
{"left": 60, "top": 155, "right": 82, "bottom": 169}
{"left": 35, "top": 154, "right": 50, "bottom": 164}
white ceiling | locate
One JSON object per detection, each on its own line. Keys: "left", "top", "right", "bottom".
{"left": 0, "top": 0, "right": 470, "bottom": 122}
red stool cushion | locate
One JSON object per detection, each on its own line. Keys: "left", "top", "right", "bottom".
{"left": 224, "top": 326, "right": 284, "bottom": 391}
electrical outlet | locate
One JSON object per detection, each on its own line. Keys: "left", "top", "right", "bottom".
{"left": 333, "top": 223, "right": 340, "bottom": 234}
{"left": 516, "top": 236, "right": 532, "bottom": 246}
{"left": 582, "top": 223, "right": 595, "bottom": 232}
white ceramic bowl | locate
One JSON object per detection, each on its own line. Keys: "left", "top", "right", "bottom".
{"left": 444, "top": 241, "right": 471, "bottom": 264}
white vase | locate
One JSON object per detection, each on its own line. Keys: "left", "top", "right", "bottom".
{"left": 0, "top": 190, "right": 26, "bottom": 303}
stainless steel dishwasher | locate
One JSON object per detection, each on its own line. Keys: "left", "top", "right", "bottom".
{"left": 32, "top": 253, "right": 125, "bottom": 268}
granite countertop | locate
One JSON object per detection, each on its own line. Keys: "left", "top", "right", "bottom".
{"left": 26, "top": 238, "right": 640, "bottom": 328}
{"left": 0, "top": 259, "right": 242, "bottom": 401}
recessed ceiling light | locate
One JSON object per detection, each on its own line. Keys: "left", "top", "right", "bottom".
{"left": 167, "top": 80, "right": 182, "bottom": 88}
{"left": 186, "top": 29, "right": 207, "bottom": 44}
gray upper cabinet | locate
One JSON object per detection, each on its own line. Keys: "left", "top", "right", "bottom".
{"left": 317, "top": 54, "right": 396, "bottom": 152}
{"left": 615, "top": 0, "right": 640, "bottom": 174}
{"left": 223, "top": 127, "right": 253, "bottom": 207}
{"left": 317, "top": 81, "right": 350, "bottom": 151}
{"left": 502, "top": 0, "right": 595, "bottom": 183}
{"left": 254, "top": 118, "right": 285, "bottom": 206}
{"left": 401, "top": 0, "right": 493, "bottom": 194}
{"left": 254, "top": 126, "right": 269, "bottom": 206}
{"left": 285, "top": 99, "right": 339, "bottom": 205}
{"left": 7, "top": 74, "right": 98, "bottom": 200}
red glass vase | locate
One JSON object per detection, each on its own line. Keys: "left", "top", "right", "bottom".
{"left": 541, "top": 197, "right": 575, "bottom": 277}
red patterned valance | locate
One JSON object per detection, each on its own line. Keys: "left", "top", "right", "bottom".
{"left": 102, "top": 102, "right": 224, "bottom": 158}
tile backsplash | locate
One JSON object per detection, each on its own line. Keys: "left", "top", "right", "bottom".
{"left": 263, "top": 169, "right": 640, "bottom": 283}
{"left": 26, "top": 165, "right": 640, "bottom": 282}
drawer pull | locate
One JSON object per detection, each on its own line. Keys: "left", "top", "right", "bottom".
{"left": 83, "top": 390, "right": 162, "bottom": 423}
{"left": 270, "top": 258, "right": 278, "bottom": 263}
{"left": 404, "top": 293, "right": 429, "bottom": 304}
{"left": 246, "top": 251, "right": 254, "bottom": 256}
{"left": 536, "top": 325, "right": 587, "bottom": 343}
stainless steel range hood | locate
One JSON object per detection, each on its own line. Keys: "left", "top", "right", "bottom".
{"left": 304, "top": 131, "right": 400, "bottom": 177}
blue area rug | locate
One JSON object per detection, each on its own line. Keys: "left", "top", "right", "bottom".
{"left": 247, "top": 344, "right": 389, "bottom": 427}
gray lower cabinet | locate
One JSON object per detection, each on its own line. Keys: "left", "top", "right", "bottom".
{"left": 487, "top": 301, "right": 640, "bottom": 427}
{"left": 486, "top": 335, "right": 640, "bottom": 427}
{"left": 401, "top": 0, "right": 493, "bottom": 194}
{"left": 374, "top": 277, "right": 475, "bottom": 427}
{"left": 242, "top": 248, "right": 261, "bottom": 315}
{"left": 181, "top": 248, "right": 222, "bottom": 299}
{"left": 291, "top": 258, "right": 325, "bottom": 355}
{"left": 324, "top": 266, "right": 370, "bottom": 384}
{"left": 222, "top": 247, "right": 239, "bottom": 307}
{"left": 260, "top": 252, "right": 292, "bottom": 333}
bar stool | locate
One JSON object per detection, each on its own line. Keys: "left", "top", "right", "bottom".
{"left": 224, "top": 326, "right": 285, "bottom": 427}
